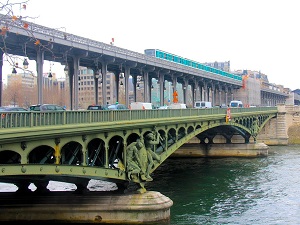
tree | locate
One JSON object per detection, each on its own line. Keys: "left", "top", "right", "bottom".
{"left": 4, "top": 75, "right": 22, "bottom": 106}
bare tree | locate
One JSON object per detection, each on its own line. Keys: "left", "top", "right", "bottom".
{"left": 4, "top": 76, "right": 22, "bottom": 106}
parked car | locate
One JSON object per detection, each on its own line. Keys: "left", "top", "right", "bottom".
{"left": 158, "top": 105, "right": 169, "bottom": 110}
{"left": 169, "top": 103, "right": 187, "bottom": 109}
{"left": 2, "top": 107, "right": 28, "bottom": 111}
{"left": 194, "top": 101, "right": 212, "bottom": 109}
{"left": 1, "top": 107, "right": 28, "bottom": 127}
{"left": 87, "top": 105, "right": 106, "bottom": 110}
{"left": 229, "top": 100, "right": 243, "bottom": 108}
{"left": 130, "top": 102, "right": 153, "bottom": 110}
{"left": 29, "top": 104, "right": 65, "bottom": 111}
{"left": 107, "top": 104, "right": 128, "bottom": 110}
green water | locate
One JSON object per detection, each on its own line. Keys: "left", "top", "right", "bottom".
{"left": 146, "top": 145, "right": 300, "bottom": 225}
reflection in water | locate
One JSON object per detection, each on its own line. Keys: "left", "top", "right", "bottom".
{"left": 1, "top": 145, "right": 300, "bottom": 225}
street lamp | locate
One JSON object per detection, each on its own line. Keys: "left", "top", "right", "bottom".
{"left": 12, "top": 67, "right": 17, "bottom": 74}
{"left": 94, "top": 70, "right": 101, "bottom": 79}
{"left": 64, "top": 64, "right": 69, "bottom": 76}
{"left": 23, "top": 58, "right": 29, "bottom": 69}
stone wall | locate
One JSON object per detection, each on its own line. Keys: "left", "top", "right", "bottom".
{"left": 285, "top": 105, "right": 300, "bottom": 144}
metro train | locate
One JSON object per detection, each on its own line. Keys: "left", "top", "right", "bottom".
{"left": 144, "top": 49, "right": 242, "bottom": 81}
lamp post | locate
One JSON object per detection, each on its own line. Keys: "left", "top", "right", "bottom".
{"left": 94, "top": 70, "right": 101, "bottom": 105}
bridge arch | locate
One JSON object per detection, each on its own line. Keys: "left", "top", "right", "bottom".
{"left": 0, "top": 150, "right": 21, "bottom": 164}
{"left": 61, "top": 141, "right": 83, "bottom": 165}
{"left": 29, "top": 145, "right": 56, "bottom": 164}
{"left": 87, "top": 138, "right": 106, "bottom": 167}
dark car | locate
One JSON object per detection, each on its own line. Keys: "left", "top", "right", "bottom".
{"left": 1, "top": 107, "right": 28, "bottom": 128}
{"left": 107, "top": 104, "right": 128, "bottom": 110}
{"left": 29, "top": 104, "right": 65, "bottom": 111}
{"left": 3, "top": 107, "right": 28, "bottom": 111}
{"left": 87, "top": 105, "right": 106, "bottom": 110}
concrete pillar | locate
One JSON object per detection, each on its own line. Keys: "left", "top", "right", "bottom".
{"left": 36, "top": 49, "right": 44, "bottom": 105}
{"left": 0, "top": 51, "right": 3, "bottom": 106}
{"left": 133, "top": 75, "right": 137, "bottom": 102}
{"left": 73, "top": 56, "right": 80, "bottom": 110}
{"left": 101, "top": 61, "right": 108, "bottom": 106}
{"left": 114, "top": 70, "right": 121, "bottom": 104}
{"left": 183, "top": 80, "right": 188, "bottom": 104}
{"left": 143, "top": 71, "right": 149, "bottom": 102}
{"left": 276, "top": 105, "right": 289, "bottom": 144}
{"left": 124, "top": 66, "right": 130, "bottom": 106}
{"left": 159, "top": 72, "right": 164, "bottom": 106}
{"left": 67, "top": 61, "right": 73, "bottom": 110}
{"left": 172, "top": 76, "right": 177, "bottom": 95}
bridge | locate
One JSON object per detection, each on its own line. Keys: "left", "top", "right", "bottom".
{"left": 0, "top": 107, "right": 277, "bottom": 193}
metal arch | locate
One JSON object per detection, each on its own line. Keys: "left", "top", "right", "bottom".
{"left": 257, "top": 114, "right": 276, "bottom": 133}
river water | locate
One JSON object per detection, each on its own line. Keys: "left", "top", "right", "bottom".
{"left": 1, "top": 145, "right": 300, "bottom": 225}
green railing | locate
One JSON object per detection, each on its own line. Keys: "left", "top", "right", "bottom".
{"left": 0, "top": 107, "right": 277, "bottom": 129}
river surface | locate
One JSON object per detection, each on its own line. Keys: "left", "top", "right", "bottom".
{"left": 1, "top": 145, "right": 300, "bottom": 225}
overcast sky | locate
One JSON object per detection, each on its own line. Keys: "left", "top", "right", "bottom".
{"left": 4, "top": 0, "right": 300, "bottom": 90}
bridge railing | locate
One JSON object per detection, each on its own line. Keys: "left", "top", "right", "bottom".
{"left": 0, "top": 107, "right": 277, "bottom": 129}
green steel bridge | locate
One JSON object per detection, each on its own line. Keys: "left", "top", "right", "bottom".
{"left": 0, "top": 107, "right": 277, "bottom": 193}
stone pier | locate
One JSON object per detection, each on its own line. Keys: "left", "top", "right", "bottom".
{"left": 0, "top": 191, "right": 173, "bottom": 224}
{"left": 172, "top": 142, "right": 269, "bottom": 157}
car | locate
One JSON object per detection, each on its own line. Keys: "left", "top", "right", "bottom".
{"left": 194, "top": 101, "right": 212, "bottom": 109}
{"left": 107, "top": 103, "right": 128, "bottom": 110}
{"left": 130, "top": 102, "right": 153, "bottom": 110}
{"left": 2, "top": 107, "right": 28, "bottom": 111}
{"left": 87, "top": 105, "right": 108, "bottom": 110}
{"left": 1, "top": 107, "right": 28, "bottom": 127}
{"left": 158, "top": 105, "right": 169, "bottom": 110}
{"left": 229, "top": 100, "right": 243, "bottom": 108}
{"left": 29, "top": 104, "right": 66, "bottom": 111}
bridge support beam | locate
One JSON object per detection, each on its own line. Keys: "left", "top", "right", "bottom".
{"left": 0, "top": 191, "right": 173, "bottom": 224}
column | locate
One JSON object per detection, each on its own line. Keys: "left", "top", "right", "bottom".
{"left": 36, "top": 49, "right": 44, "bottom": 105}
{"left": 101, "top": 61, "right": 108, "bottom": 106}
{"left": 73, "top": 56, "right": 80, "bottom": 110}
{"left": 159, "top": 72, "right": 165, "bottom": 106}
{"left": 143, "top": 70, "right": 149, "bottom": 102}
{"left": 0, "top": 51, "right": 3, "bottom": 106}
{"left": 124, "top": 66, "right": 130, "bottom": 106}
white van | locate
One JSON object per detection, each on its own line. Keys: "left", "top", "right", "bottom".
{"left": 230, "top": 100, "right": 243, "bottom": 108}
{"left": 130, "top": 102, "right": 153, "bottom": 110}
{"left": 169, "top": 103, "right": 187, "bottom": 109}
{"left": 194, "top": 101, "right": 212, "bottom": 108}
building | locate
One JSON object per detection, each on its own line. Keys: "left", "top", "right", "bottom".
{"left": 232, "top": 70, "right": 290, "bottom": 106}
{"left": 78, "top": 67, "right": 116, "bottom": 109}
{"left": 202, "top": 61, "right": 231, "bottom": 72}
